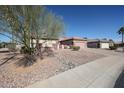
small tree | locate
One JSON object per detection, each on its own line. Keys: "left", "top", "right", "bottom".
{"left": 0, "top": 6, "right": 64, "bottom": 65}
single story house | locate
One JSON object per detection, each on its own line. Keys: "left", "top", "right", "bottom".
{"left": 32, "top": 38, "right": 59, "bottom": 50}
{"left": 59, "top": 37, "right": 87, "bottom": 48}
{"left": 87, "top": 39, "right": 110, "bottom": 49}
{"left": 0, "top": 42, "right": 16, "bottom": 49}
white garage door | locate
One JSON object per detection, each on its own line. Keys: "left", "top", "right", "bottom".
{"left": 100, "top": 43, "right": 109, "bottom": 49}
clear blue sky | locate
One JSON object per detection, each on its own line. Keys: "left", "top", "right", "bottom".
{"left": 46, "top": 5, "right": 124, "bottom": 41}
{"left": 1, "top": 5, "right": 124, "bottom": 42}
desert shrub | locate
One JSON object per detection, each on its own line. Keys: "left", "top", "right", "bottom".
{"left": 20, "top": 46, "right": 34, "bottom": 54}
{"left": 109, "top": 45, "right": 117, "bottom": 50}
{"left": 17, "top": 54, "right": 37, "bottom": 67}
{"left": 69, "top": 46, "right": 73, "bottom": 49}
{"left": 72, "top": 46, "right": 80, "bottom": 51}
{"left": 64, "top": 46, "right": 68, "bottom": 49}
{"left": 0, "top": 44, "right": 2, "bottom": 48}
{"left": 20, "top": 46, "right": 26, "bottom": 54}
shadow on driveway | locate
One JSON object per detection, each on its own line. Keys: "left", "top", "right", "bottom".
{"left": 114, "top": 69, "right": 124, "bottom": 88}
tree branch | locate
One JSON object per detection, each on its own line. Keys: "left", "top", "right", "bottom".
{"left": 0, "top": 32, "right": 22, "bottom": 44}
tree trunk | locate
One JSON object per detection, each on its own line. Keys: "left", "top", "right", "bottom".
{"left": 122, "top": 33, "right": 124, "bottom": 45}
{"left": 12, "top": 32, "right": 15, "bottom": 49}
{"left": 122, "top": 32, "right": 124, "bottom": 52}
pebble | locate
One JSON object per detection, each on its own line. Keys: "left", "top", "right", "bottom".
{"left": 0, "top": 49, "right": 105, "bottom": 87}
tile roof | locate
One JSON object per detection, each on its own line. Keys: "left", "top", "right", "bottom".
{"left": 87, "top": 39, "right": 110, "bottom": 43}
{"left": 59, "top": 37, "right": 87, "bottom": 41}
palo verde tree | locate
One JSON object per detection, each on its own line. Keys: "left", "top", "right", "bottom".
{"left": 0, "top": 6, "right": 64, "bottom": 56}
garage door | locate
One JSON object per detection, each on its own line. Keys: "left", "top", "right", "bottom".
{"left": 100, "top": 43, "right": 109, "bottom": 49}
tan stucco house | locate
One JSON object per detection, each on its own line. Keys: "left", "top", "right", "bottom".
{"left": 32, "top": 38, "right": 59, "bottom": 50}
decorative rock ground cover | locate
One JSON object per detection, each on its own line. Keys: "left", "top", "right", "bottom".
{"left": 0, "top": 49, "right": 105, "bottom": 87}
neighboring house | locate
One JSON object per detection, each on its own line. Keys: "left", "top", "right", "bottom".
{"left": 32, "top": 38, "right": 59, "bottom": 50}
{"left": 59, "top": 37, "right": 87, "bottom": 48}
{"left": 0, "top": 42, "right": 15, "bottom": 49}
{"left": 115, "top": 41, "right": 123, "bottom": 47}
{"left": 87, "top": 39, "right": 110, "bottom": 49}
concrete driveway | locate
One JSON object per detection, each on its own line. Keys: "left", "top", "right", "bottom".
{"left": 28, "top": 48, "right": 124, "bottom": 88}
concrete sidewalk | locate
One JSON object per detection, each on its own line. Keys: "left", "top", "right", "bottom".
{"left": 28, "top": 55, "right": 124, "bottom": 88}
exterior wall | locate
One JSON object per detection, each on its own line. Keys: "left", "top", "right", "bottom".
{"left": 60, "top": 40, "right": 73, "bottom": 46}
{"left": 109, "top": 42, "right": 114, "bottom": 47}
{"left": 33, "top": 39, "right": 57, "bottom": 46}
{"left": 16, "top": 44, "right": 23, "bottom": 50}
{"left": 60, "top": 39, "right": 87, "bottom": 48}
{"left": 100, "top": 43, "right": 109, "bottom": 49}
{"left": 87, "top": 42, "right": 99, "bottom": 48}
{"left": 87, "top": 42, "right": 110, "bottom": 49}
{"left": 32, "top": 39, "right": 59, "bottom": 50}
{"left": 59, "top": 40, "right": 73, "bottom": 49}
{"left": 73, "top": 40, "right": 87, "bottom": 48}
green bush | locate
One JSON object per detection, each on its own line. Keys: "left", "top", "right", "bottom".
{"left": 64, "top": 46, "right": 68, "bottom": 49}
{"left": 0, "top": 44, "right": 2, "bottom": 48}
{"left": 69, "top": 46, "right": 73, "bottom": 49}
{"left": 109, "top": 45, "right": 117, "bottom": 50}
{"left": 20, "top": 46, "right": 26, "bottom": 54}
{"left": 72, "top": 46, "right": 80, "bottom": 51}
{"left": 20, "top": 46, "right": 34, "bottom": 54}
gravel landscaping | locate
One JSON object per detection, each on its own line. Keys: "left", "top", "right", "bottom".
{"left": 0, "top": 49, "right": 105, "bottom": 88}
